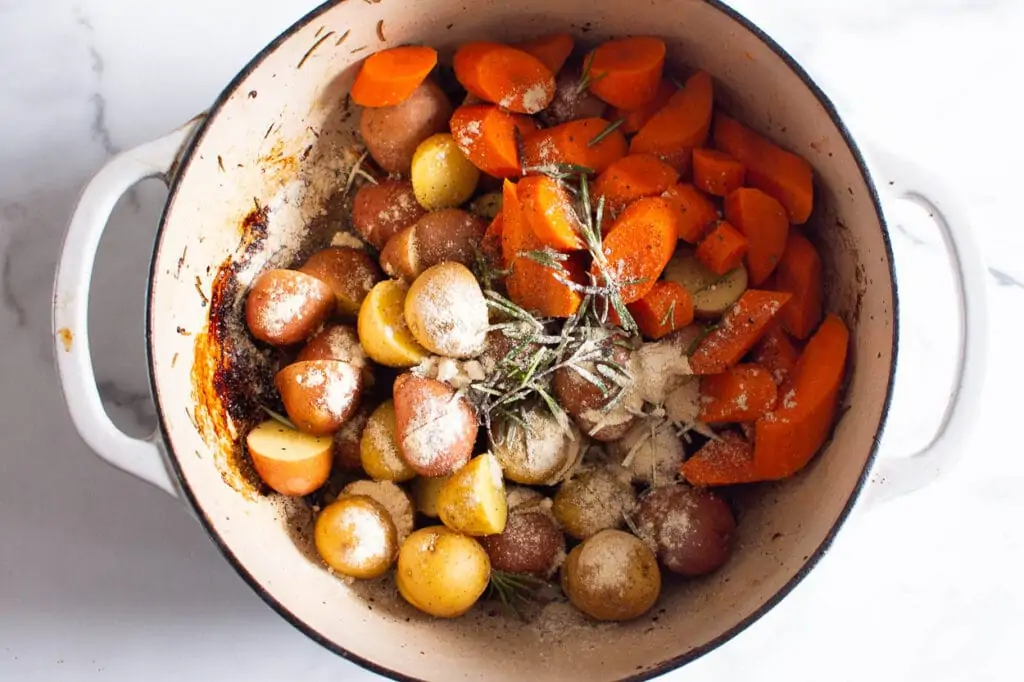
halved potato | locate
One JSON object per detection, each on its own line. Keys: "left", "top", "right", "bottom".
{"left": 246, "top": 419, "right": 333, "bottom": 496}
{"left": 412, "top": 475, "right": 450, "bottom": 518}
{"left": 357, "top": 280, "right": 429, "bottom": 368}
{"left": 380, "top": 209, "right": 486, "bottom": 281}
{"left": 360, "top": 400, "right": 416, "bottom": 482}
{"left": 662, "top": 249, "right": 749, "bottom": 318}
{"left": 437, "top": 453, "right": 507, "bottom": 536}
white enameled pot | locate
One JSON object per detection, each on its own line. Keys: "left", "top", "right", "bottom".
{"left": 52, "top": 1, "right": 988, "bottom": 680}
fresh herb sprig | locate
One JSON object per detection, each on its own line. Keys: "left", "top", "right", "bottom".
{"left": 487, "top": 570, "right": 553, "bottom": 619}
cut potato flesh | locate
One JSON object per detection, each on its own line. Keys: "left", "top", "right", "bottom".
{"left": 357, "top": 280, "right": 429, "bottom": 368}
{"left": 246, "top": 419, "right": 333, "bottom": 496}
{"left": 437, "top": 453, "right": 508, "bottom": 536}
{"left": 663, "top": 249, "right": 748, "bottom": 318}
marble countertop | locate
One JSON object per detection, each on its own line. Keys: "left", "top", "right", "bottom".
{"left": 1, "top": 0, "right": 1020, "bottom": 679}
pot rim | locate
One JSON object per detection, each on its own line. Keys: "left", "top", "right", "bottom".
{"left": 145, "top": 1, "right": 900, "bottom": 679}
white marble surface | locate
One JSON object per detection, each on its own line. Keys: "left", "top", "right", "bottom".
{"left": 1, "top": 0, "right": 1021, "bottom": 679}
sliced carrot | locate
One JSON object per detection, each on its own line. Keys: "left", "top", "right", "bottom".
{"left": 350, "top": 46, "right": 438, "bottom": 107}
{"left": 695, "top": 221, "right": 749, "bottom": 275}
{"left": 693, "top": 149, "right": 745, "bottom": 197}
{"left": 585, "top": 37, "right": 666, "bottom": 110}
{"left": 631, "top": 71, "right": 713, "bottom": 175}
{"left": 501, "top": 180, "right": 584, "bottom": 317}
{"left": 773, "top": 230, "right": 823, "bottom": 340}
{"left": 613, "top": 79, "right": 675, "bottom": 134}
{"left": 689, "top": 289, "right": 792, "bottom": 375}
{"left": 680, "top": 431, "right": 760, "bottom": 487}
{"left": 480, "top": 212, "right": 505, "bottom": 268}
{"left": 753, "top": 315, "right": 849, "bottom": 479}
{"left": 724, "top": 187, "right": 789, "bottom": 286}
{"left": 592, "top": 154, "right": 680, "bottom": 214}
{"left": 518, "top": 175, "right": 586, "bottom": 251}
{"left": 450, "top": 105, "right": 521, "bottom": 178}
{"left": 661, "top": 183, "right": 719, "bottom": 243}
{"left": 522, "top": 117, "right": 628, "bottom": 173}
{"left": 628, "top": 281, "right": 695, "bottom": 340}
{"left": 750, "top": 323, "right": 801, "bottom": 386}
{"left": 713, "top": 113, "right": 814, "bottom": 224}
{"left": 515, "top": 33, "right": 574, "bottom": 75}
{"left": 510, "top": 114, "right": 540, "bottom": 136}
{"left": 593, "top": 197, "right": 678, "bottom": 304}
{"left": 699, "top": 363, "right": 778, "bottom": 423}
{"left": 453, "top": 42, "right": 556, "bottom": 114}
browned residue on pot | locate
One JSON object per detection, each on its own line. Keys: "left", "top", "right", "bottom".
{"left": 258, "top": 138, "right": 300, "bottom": 190}
{"left": 57, "top": 327, "right": 73, "bottom": 352}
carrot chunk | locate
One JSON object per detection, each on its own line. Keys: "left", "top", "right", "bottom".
{"left": 773, "top": 230, "right": 823, "bottom": 339}
{"left": 693, "top": 148, "right": 745, "bottom": 197}
{"left": 695, "top": 221, "right": 749, "bottom": 275}
{"left": 453, "top": 42, "right": 555, "bottom": 114}
{"left": 586, "top": 37, "right": 666, "bottom": 110}
{"left": 689, "top": 289, "right": 792, "bottom": 375}
{"left": 522, "top": 118, "right": 628, "bottom": 173}
{"left": 518, "top": 175, "right": 586, "bottom": 251}
{"left": 749, "top": 323, "right": 801, "bottom": 386}
{"left": 628, "top": 281, "right": 695, "bottom": 339}
{"left": 515, "top": 33, "right": 575, "bottom": 75}
{"left": 661, "top": 183, "right": 719, "bottom": 243}
{"left": 631, "top": 71, "right": 713, "bottom": 175}
{"left": 681, "top": 431, "right": 760, "bottom": 486}
{"left": 350, "top": 46, "right": 438, "bottom": 107}
{"left": 450, "top": 105, "right": 522, "bottom": 178}
{"left": 698, "top": 363, "right": 778, "bottom": 423}
{"left": 480, "top": 212, "right": 505, "bottom": 268}
{"left": 592, "top": 154, "right": 680, "bottom": 214}
{"left": 594, "top": 197, "right": 678, "bottom": 304}
{"left": 612, "top": 79, "right": 675, "bottom": 134}
{"left": 724, "top": 187, "right": 789, "bottom": 285}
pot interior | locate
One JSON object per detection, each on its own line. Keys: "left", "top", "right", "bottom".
{"left": 148, "top": 0, "right": 895, "bottom": 679}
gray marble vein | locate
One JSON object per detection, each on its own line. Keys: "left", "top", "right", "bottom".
{"left": 989, "top": 267, "right": 1024, "bottom": 290}
{"left": 97, "top": 380, "right": 157, "bottom": 432}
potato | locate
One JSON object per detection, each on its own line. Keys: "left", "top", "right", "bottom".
{"left": 380, "top": 208, "right": 486, "bottom": 281}
{"left": 246, "top": 419, "right": 333, "bottom": 496}
{"left": 360, "top": 400, "right": 416, "bottom": 482}
{"left": 341, "top": 479, "right": 415, "bottom": 544}
{"left": 314, "top": 495, "right": 398, "bottom": 579}
{"left": 468, "top": 192, "right": 503, "bottom": 220}
{"left": 404, "top": 262, "right": 489, "bottom": 358}
{"left": 411, "top": 474, "right": 450, "bottom": 518}
{"left": 553, "top": 340, "right": 641, "bottom": 442}
{"left": 245, "top": 269, "right": 334, "bottom": 346}
{"left": 351, "top": 179, "right": 427, "bottom": 249}
{"left": 437, "top": 453, "right": 507, "bottom": 536}
{"left": 480, "top": 506, "right": 565, "bottom": 578}
{"left": 393, "top": 374, "right": 477, "bottom": 477}
{"left": 664, "top": 377, "right": 701, "bottom": 425}
{"left": 275, "top": 360, "right": 363, "bottom": 436}
{"left": 298, "top": 247, "right": 383, "bottom": 316}
{"left": 663, "top": 249, "right": 749, "bottom": 318}
{"left": 632, "top": 484, "right": 736, "bottom": 576}
{"left": 539, "top": 70, "right": 609, "bottom": 127}
{"left": 332, "top": 402, "right": 373, "bottom": 470}
{"left": 298, "top": 324, "right": 373, "bottom": 384}
{"left": 396, "top": 526, "right": 491, "bottom": 618}
{"left": 357, "top": 280, "right": 429, "bottom": 368}
{"left": 410, "top": 133, "right": 480, "bottom": 210}
{"left": 552, "top": 464, "right": 636, "bottom": 540}
{"left": 491, "top": 408, "right": 582, "bottom": 486}
{"left": 360, "top": 80, "right": 453, "bottom": 174}
{"left": 609, "top": 420, "right": 686, "bottom": 486}
{"left": 561, "top": 529, "right": 661, "bottom": 621}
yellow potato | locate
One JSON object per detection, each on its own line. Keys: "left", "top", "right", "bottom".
{"left": 360, "top": 400, "right": 416, "bottom": 482}
{"left": 396, "top": 526, "right": 490, "bottom": 618}
{"left": 662, "top": 249, "right": 749, "bottom": 318}
{"left": 468, "top": 191, "right": 503, "bottom": 220}
{"left": 314, "top": 495, "right": 398, "bottom": 579}
{"left": 404, "top": 262, "right": 489, "bottom": 358}
{"left": 437, "top": 453, "right": 507, "bottom": 536}
{"left": 341, "top": 479, "right": 416, "bottom": 544}
{"left": 246, "top": 419, "right": 333, "bottom": 496}
{"left": 410, "top": 133, "right": 480, "bottom": 210}
{"left": 552, "top": 464, "right": 636, "bottom": 540}
{"left": 561, "top": 529, "right": 661, "bottom": 621}
{"left": 357, "top": 280, "right": 429, "bottom": 368}
{"left": 411, "top": 475, "right": 450, "bottom": 518}
{"left": 491, "top": 408, "right": 582, "bottom": 486}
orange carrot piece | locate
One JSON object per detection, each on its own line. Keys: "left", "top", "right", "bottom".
{"left": 750, "top": 323, "right": 801, "bottom": 386}
{"left": 681, "top": 431, "right": 761, "bottom": 486}
{"left": 628, "top": 281, "right": 695, "bottom": 339}
{"left": 699, "top": 363, "right": 778, "bottom": 423}
{"left": 753, "top": 314, "right": 849, "bottom": 480}
{"left": 480, "top": 212, "right": 505, "bottom": 268}
{"left": 510, "top": 114, "right": 540, "bottom": 136}
{"left": 522, "top": 117, "right": 628, "bottom": 173}
{"left": 613, "top": 79, "right": 675, "bottom": 134}
{"left": 724, "top": 187, "right": 789, "bottom": 286}
{"left": 713, "top": 113, "right": 814, "bottom": 224}
{"left": 592, "top": 154, "right": 680, "bottom": 214}
{"left": 695, "top": 221, "right": 749, "bottom": 276}
{"left": 453, "top": 42, "right": 555, "bottom": 114}
{"left": 518, "top": 175, "right": 586, "bottom": 251}
{"left": 693, "top": 148, "right": 745, "bottom": 197}
{"left": 773, "top": 230, "right": 823, "bottom": 340}
{"left": 515, "top": 33, "right": 575, "bottom": 75}
{"left": 689, "top": 289, "right": 792, "bottom": 375}
{"left": 350, "top": 46, "right": 439, "bottom": 107}
{"left": 585, "top": 37, "right": 666, "bottom": 111}
{"left": 450, "top": 105, "right": 522, "bottom": 178}
{"left": 661, "top": 183, "right": 719, "bottom": 243}
{"left": 631, "top": 71, "right": 713, "bottom": 175}
{"left": 501, "top": 180, "right": 584, "bottom": 317}
{"left": 593, "top": 197, "right": 678, "bottom": 304}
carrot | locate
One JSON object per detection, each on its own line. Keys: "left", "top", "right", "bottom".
{"left": 724, "top": 187, "right": 789, "bottom": 285}
{"left": 450, "top": 105, "right": 521, "bottom": 178}
{"left": 753, "top": 314, "right": 849, "bottom": 480}
{"left": 680, "top": 431, "right": 760, "bottom": 486}
{"left": 592, "top": 154, "right": 680, "bottom": 214}
{"left": 660, "top": 183, "right": 719, "bottom": 243}
{"left": 693, "top": 149, "right": 745, "bottom": 197}
{"left": 750, "top": 323, "right": 800, "bottom": 386}
{"left": 501, "top": 180, "right": 584, "bottom": 317}
{"left": 631, "top": 71, "right": 713, "bottom": 175}
{"left": 613, "top": 79, "right": 675, "bottom": 134}
{"left": 480, "top": 212, "right": 505, "bottom": 268}
{"left": 772, "top": 230, "right": 823, "bottom": 340}
{"left": 522, "top": 118, "right": 628, "bottom": 173}
{"left": 593, "top": 197, "right": 677, "bottom": 304}
{"left": 453, "top": 42, "right": 555, "bottom": 114}
{"left": 518, "top": 175, "right": 586, "bottom": 251}
{"left": 699, "top": 363, "right": 778, "bottom": 423}
{"left": 695, "top": 221, "right": 749, "bottom": 276}
{"left": 689, "top": 289, "right": 792, "bottom": 375}
{"left": 511, "top": 114, "right": 540, "bottom": 136}
{"left": 585, "top": 37, "right": 666, "bottom": 111}
{"left": 628, "top": 281, "right": 695, "bottom": 339}
{"left": 350, "top": 46, "right": 438, "bottom": 107}
{"left": 515, "top": 33, "right": 574, "bottom": 75}
{"left": 713, "top": 113, "right": 814, "bottom": 224}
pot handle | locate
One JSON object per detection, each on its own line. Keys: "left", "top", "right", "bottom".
{"left": 862, "top": 148, "right": 989, "bottom": 508}
{"left": 52, "top": 115, "right": 205, "bottom": 498}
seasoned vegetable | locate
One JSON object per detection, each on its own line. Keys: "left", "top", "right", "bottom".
{"left": 298, "top": 247, "right": 383, "bottom": 316}
{"left": 393, "top": 374, "right": 477, "bottom": 477}
{"left": 453, "top": 42, "right": 555, "bottom": 114}
{"left": 275, "top": 360, "right": 363, "bottom": 436}
{"left": 724, "top": 187, "right": 789, "bottom": 285}
{"left": 411, "top": 474, "right": 450, "bottom": 518}
{"left": 515, "top": 33, "right": 574, "bottom": 75}
{"left": 628, "top": 281, "right": 695, "bottom": 340}
{"left": 517, "top": 174, "right": 586, "bottom": 251}
{"left": 360, "top": 80, "right": 453, "bottom": 174}
{"left": 632, "top": 484, "right": 736, "bottom": 576}
{"left": 246, "top": 419, "right": 333, "bottom": 496}
{"left": 351, "top": 46, "right": 439, "bottom": 108}
{"left": 480, "top": 502, "right": 565, "bottom": 578}
{"left": 491, "top": 408, "right": 583, "bottom": 486}
{"left": 662, "top": 249, "right": 749, "bottom": 318}
{"left": 245, "top": 269, "right": 334, "bottom": 346}
{"left": 695, "top": 221, "right": 750, "bottom": 276}
{"left": 592, "top": 154, "right": 680, "bottom": 214}
{"left": 631, "top": 70, "right": 713, "bottom": 174}
{"left": 521, "top": 118, "right": 627, "bottom": 173}
{"left": 380, "top": 208, "right": 486, "bottom": 281}
{"left": 693, "top": 148, "right": 745, "bottom": 197}
{"left": 593, "top": 197, "right": 677, "bottom": 304}
{"left": 450, "top": 104, "right": 522, "bottom": 178}
{"left": 561, "top": 529, "right": 661, "bottom": 621}
{"left": 351, "top": 179, "right": 427, "bottom": 250}
{"left": 341, "top": 479, "right": 416, "bottom": 544}
{"left": 773, "top": 230, "right": 824, "bottom": 340}
{"left": 552, "top": 464, "right": 636, "bottom": 540}
{"left": 661, "top": 183, "right": 719, "bottom": 243}
{"left": 437, "top": 453, "right": 508, "bottom": 536}
{"left": 689, "top": 289, "right": 791, "bottom": 375}
{"left": 357, "top": 280, "right": 429, "bottom": 368}
{"left": 680, "top": 431, "right": 759, "bottom": 486}
{"left": 410, "top": 133, "right": 480, "bottom": 210}
{"left": 585, "top": 37, "right": 666, "bottom": 110}
{"left": 315, "top": 495, "right": 398, "bottom": 579}
{"left": 360, "top": 400, "right": 417, "bottom": 483}
{"left": 699, "top": 363, "right": 778, "bottom": 423}
{"left": 397, "top": 526, "right": 491, "bottom": 618}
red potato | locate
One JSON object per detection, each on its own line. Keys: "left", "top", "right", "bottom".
{"left": 359, "top": 80, "right": 453, "bottom": 174}
{"left": 246, "top": 419, "right": 333, "bottom": 496}
{"left": 380, "top": 209, "right": 486, "bottom": 281}
{"left": 392, "top": 374, "right": 477, "bottom": 477}
{"left": 351, "top": 179, "right": 427, "bottom": 250}
{"left": 275, "top": 360, "right": 363, "bottom": 436}
{"left": 245, "top": 269, "right": 334, "bottom": 346}
{"left": 298, "top": 247, "right": 383, "bottom": 316}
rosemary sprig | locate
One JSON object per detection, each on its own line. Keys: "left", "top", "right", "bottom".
{"left": 695, "top": 268, "right": 739, "bottom": 295}
{"left": 588, "top": 117, "right": 627, "bottom": 148}
{"left": 261, "top": 405, "right": 297, "bottom": 430}
{"left": 575, "top": 51, "right": 607, "bottom": 95}
{"left": 487, "top": 570, "right": 551, "bottom": 620}
{"left": 522, "top": 162, "right": 596, "bottom": 179}
{"left": 660, "top": 300, "right": 678, "bottom": 328}
{"left": 685, "top": 323, "right": 718, "bottom": 356}
{"left": 520, "top": 248, "right": 569, "bottom": 269}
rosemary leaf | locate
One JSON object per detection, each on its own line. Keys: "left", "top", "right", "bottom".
{"left": 695, "top": 268, "right": 738, "bottom": 294}
{"left": 685, "top": 324, "right": 718, "bottom": 356}
{"left": 261, "top": 405, "right": 297, "bottom": 430}
{"left": 519, "top": 248, "right": 569, "bottom": 269}
{"left": 660, "top": 299, "right": 678, "bottom": 328}
{"left": 587, "top": 117, "right": 627, "bottom": 148}
{"left": 610, "top": 293, "right": 638, "bottom": 333}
